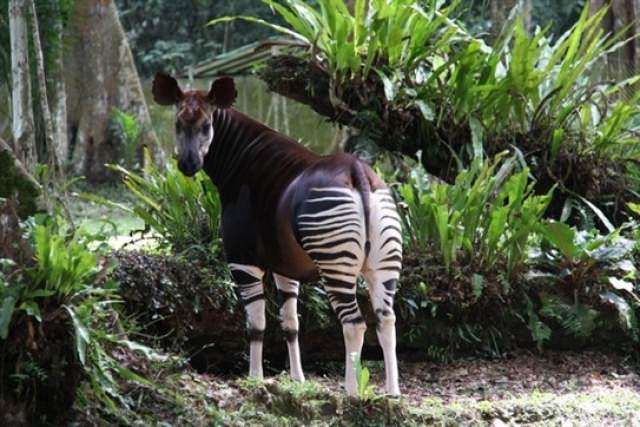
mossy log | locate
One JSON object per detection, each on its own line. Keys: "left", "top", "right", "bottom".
{"left": 259, "top": 56, "right": 423, "bottom": 164}
{"left": 259, "top": 55, "right": 630, "bottom": 224}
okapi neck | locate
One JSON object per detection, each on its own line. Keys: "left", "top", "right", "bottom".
{"left": 202, "top": 108, "right": 318, "bottom": 204}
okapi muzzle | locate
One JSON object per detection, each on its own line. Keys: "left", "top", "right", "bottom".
{"left": 151, "top": 72, "right": 403, "bottom": 397}
{"left": 175, "top": 120, "right": 212, "bottom": 177}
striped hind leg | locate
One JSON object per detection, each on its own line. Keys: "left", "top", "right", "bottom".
{"left": 298, "top": 187, "right": 367, "bottom": 396}
{"left": 362, "top": 189, "right": 402, "bottom": 396}
{"left": 329, "top": 284, "right": 367, "bottom": 397}
{"left": 228, "top": 263, "right": 266, "bottom": 379}
{"left": 273, "top": 273, "right": 305, "bottom": 382}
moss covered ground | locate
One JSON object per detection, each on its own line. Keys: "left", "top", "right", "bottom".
{"left": 72, "top": 348, "right": 640, "bottom": 426}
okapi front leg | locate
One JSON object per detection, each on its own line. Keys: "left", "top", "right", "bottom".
{"left": 273, "top": 273, "right": 305, "bottom": 382}
{"left": 229, "top": 263, "right": 266, "bottom": 378}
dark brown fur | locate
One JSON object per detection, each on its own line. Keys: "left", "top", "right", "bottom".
{"left": 151, "top": 73, "right": 385, "bottom": 280}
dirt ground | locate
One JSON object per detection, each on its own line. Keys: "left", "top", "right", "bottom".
{"left": 389, "top": 350, "right": 640, "bottom": 405}
{"left": 137, "top": 349, "right": 640, "bottom": 426}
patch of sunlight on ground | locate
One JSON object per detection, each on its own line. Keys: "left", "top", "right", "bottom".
{"left": 70, "top": 184, "right": 159, "bottom": 251}
{"left": 77, "top": 215, "right": 159, "bottom": 251}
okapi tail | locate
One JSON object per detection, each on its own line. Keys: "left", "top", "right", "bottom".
{"left": 351, "top": 161, "right": 371, "bottom": 255}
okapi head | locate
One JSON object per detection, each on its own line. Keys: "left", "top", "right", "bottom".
{"left": 152, "top": 72, "right": 237, "bottom": 176}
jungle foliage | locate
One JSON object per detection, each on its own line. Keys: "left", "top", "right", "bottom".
{"left": 397, "top": 159, "right": 638, "bottom": 360}
{"left": 104, "top": 149, "right": 222, "bottom": 255}
{"left": 87, "top": 0, "right": 640, "bottom": 376}
{"left": 223, "top": 0, "right": 640, "bottom": 222}
{"left": 0, "top": 211, "right": 165, "bottom": 424}
{"left": 114, "top": 0, "right": 281, "bottom": 76}
{"left": 2, "top": 0, "right": 640, "bottom": 423}
{"left": 400, "top": 153, "right": 551, "bottom": 276}
{"left": 105, "top": 149, "right": 640, "bottom": 365}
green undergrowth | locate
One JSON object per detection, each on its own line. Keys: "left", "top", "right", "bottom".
{"left": 225, "top": 1, "right": 640, "bottom": 221}
{"left": 99, "top": 150, "right": 640, "bottom": 365}
{"left": 74, "top": 365, "right": 640, "bottom": 426}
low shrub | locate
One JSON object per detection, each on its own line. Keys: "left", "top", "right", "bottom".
{"left": 0, "top": 210, "right": 164, "bottom": 424}
{"left": 111, "top": 251, "right": 241, "bottom": 369}
{"left": 527, "top": 222, "right": 639, "bottom": 348}
{"left": 400, "top": 153, "right": 551, "bottom": 277}
{"left": 105, "top": 149, "right": 222, "bottom": 256}
{"left": 395, "top": 156, "right": 639, "bottom": 359}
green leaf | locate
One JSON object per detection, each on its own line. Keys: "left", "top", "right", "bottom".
{"left": 19, "top": 301, "right": 42, "bottom": 322}
{"left": 0, "top": 296, "right": 16, "bottom": 340}
{"left": 541, "top": 221, "right": 577, "bottom": 261}
{"left": 550, "top": 128, "right": 564, "bottom": 162}
{"left": 207, "top": 15, "right": 311, "bottom": 43}
{"left": 415, "top": 100, "right": 435, "bottom": 122}
{"left": 65, "top": 306, "right": 90, "bottom": 366}
{"left": 471, "top": 274, "right": 484, "bottom": 300}
{"left": 377, "top": 70, "right": 397, "bottom": 102}
{"left": 469, "top": 117, "right": 484, "bottom": 160}
{"left": 358, "top": 366, "right": 370, "bottom": 398}
{"left": 115, "top": 366, "right": 153, "bottom": 387}
{"left": 577, "top": 196, "right": 615, "bottom": 233}
{"left": 609, "top": 277, "right": 634, "bottom": 293}
{"left": 627, "top": 203, "right": 640, "bottom": 216}
{"left": 599, "top": 292, "right": 635, "bottom": 331}
{"left": 22, "top": 289, "right": 56, "bottom": 299}
{"left": 112, "top": 338, "right": 169, "bottom": 362}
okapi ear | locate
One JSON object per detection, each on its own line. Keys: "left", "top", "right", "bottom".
{"left": 152, "top": 72, "right": 184, "bottom": 105}
{"left": 208, "top": 76, "right": 237, "bottom": 109}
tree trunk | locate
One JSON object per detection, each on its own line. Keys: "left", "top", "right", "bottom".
{"left": 591, "top": 0, "right": 639, "bottom": 78}
{"left": 490, "top": 0, "right": 532, "bottom": 36}
{"left": 51, "top": 1, "right": 69, "bottom": 167}
{"left": 9, "top": 0, "right": 37, "bottom": 172}
{"left": 65, "top": 0, "right": 163, "bottom": 182}
{"left": 0, "top": 138, "right": 42, "bottom": 219}
{"left": 523, "top": 0, "right": 533, "bottom": 33}
{"left": 27, "top": 0, "right": 59, "bottom": 176}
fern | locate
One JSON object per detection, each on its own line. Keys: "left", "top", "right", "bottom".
{"left": 540, "top": 295, "right": 599, "bottom": 339}
{"left": 526, "top": 296, "right": 552, "bottom": 350}
{"left": 426, "top": 345, "right": 452, "bottom": 364}
{"left": 97, "top": 148, "right": 222, "bottom": 255}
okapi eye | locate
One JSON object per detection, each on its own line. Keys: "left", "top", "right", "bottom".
{"left": 201, "top": 123, "right": 211, "bottom": 134}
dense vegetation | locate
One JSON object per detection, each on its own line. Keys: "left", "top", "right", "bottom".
{"left": 1, "top": 0, "right": 640, "bottom": 424}
{"left": 238, "top": 0, "right": 640, "bottom": 224}
{"left": 114, "top": 0, "right": 280, "bottom": 75}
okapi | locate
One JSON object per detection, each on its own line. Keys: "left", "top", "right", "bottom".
{"left": 152, "top": 73, "right": 403, "bottom": 396}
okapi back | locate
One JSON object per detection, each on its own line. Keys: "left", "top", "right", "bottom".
{"left": 203, "top": 108, "right": 318, "bottom": 262}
